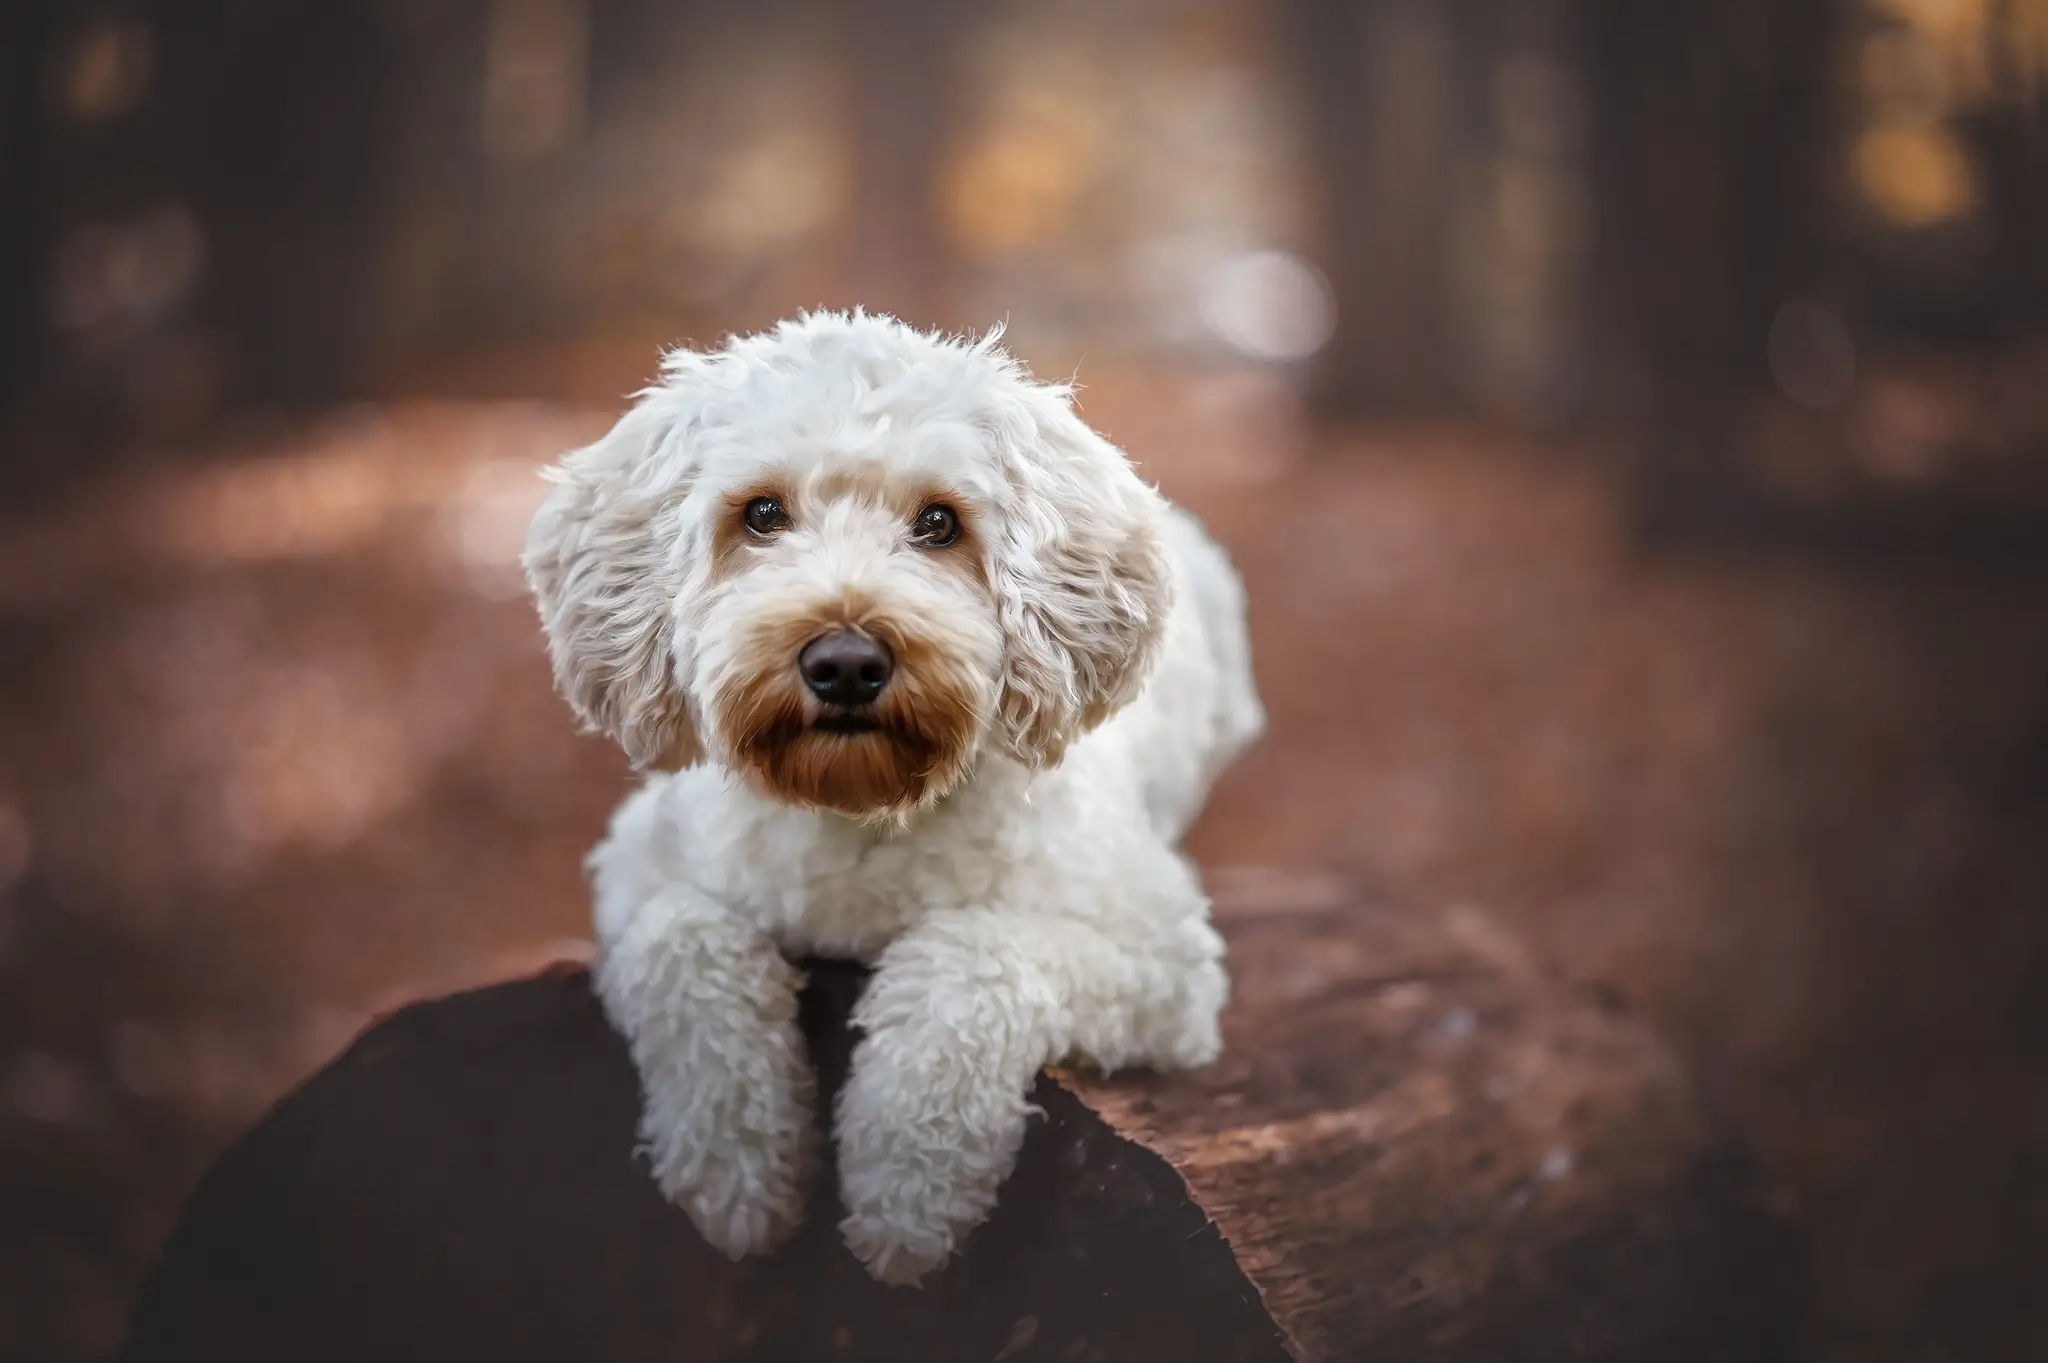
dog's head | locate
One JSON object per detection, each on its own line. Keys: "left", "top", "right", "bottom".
{"left": 523, "top": 312, "right": 1173, "bottom": 819}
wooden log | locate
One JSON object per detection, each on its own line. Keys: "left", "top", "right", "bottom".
{"left": 121, "top": 878, "right": 1804, "bottom": 1363}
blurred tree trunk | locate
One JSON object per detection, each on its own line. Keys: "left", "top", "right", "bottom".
{"left": 191, "top": 1, "right": 401, "bottom": 408}
{"left": 1286, "top": 0, "right": 1458, "bottom": 417}
{"left": 841, "top": 0, "right": 959, "bottom": 329}
{"left": 1575, "top": 0, "right": 1838, "bottom": 455}
{"left": 1932, "top": 96, "right": 2048, "bottom": 349}
{"left": 0, "top": 3, "right": 53, "bottom": 413}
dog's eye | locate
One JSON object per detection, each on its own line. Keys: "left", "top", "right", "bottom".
{"left": 743, "top": 497, "right": 790, "bottom": 536}
{"left": 911, "top": 503, "right": 960, "bottom": 547}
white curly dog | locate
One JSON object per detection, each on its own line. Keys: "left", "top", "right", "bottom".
{"left": 523, "top": 311, "right": 1263, "bottom": 1285}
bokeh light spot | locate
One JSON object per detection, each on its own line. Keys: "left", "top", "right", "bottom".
{"left": 1768, "top": 301, "right": 1857, "bottom": 410}
{"left": 1854, "top": 121, "right": 1978, "bottom": 227}
{"left": 49, "top": 19, "right": 153, "bottom": 125}
{"left": 1200, "top": 249, "right": 1336, "bottom": 363}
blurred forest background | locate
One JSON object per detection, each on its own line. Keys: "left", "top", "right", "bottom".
{"left": 1, "top": 1, "right": 2045, "bottom": 1360}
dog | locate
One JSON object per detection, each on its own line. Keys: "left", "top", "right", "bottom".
{"left": 523, "top": 311, "right": 1263, "bottom": 1285}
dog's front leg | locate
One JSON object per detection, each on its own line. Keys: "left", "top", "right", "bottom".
{"left": 835, "top": 895, "right": 1226, "bottom": 1285}
{"left": 593, "top": 886, "right": 816, "bottom": 1259}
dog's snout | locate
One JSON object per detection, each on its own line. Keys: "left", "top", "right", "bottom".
{"left": 799, "top": 629, "right": 894, "bottom": 707}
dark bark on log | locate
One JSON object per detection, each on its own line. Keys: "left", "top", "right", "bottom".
{"left": 1062, "top": 885, "right": 1807, "bottom": 1362}
{"left": 122, "top": 883, "right": 1804, "bottom": 1363}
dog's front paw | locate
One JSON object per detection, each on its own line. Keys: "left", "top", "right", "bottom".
{"left": 833, "top": 1029, "right": 1038, "bottom": 1286}
{"left": 652, "top": 1142, "right": 808, "bottom": 1260}
{"left": 839, "top": 1200, "right": 960, "bottom": 1287}
{"left": 638, "top": 1047, "right": 816, "bottom": 1259}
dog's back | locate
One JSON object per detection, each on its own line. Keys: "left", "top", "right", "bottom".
{"left": 1169, "top": 506, "right": 1265, "bottom": 774}
{"left": 1098, "top": 505, "right": 1264, "bottom": 843}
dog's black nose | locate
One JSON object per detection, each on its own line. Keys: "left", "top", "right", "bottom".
{"left": 799, "top": 629, "right": 894, "bottom": 707}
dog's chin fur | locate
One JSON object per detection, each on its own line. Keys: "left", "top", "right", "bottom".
{"left": 745, "top": 726, "right": 959, "bottom": 820}
{"left": 720, "top": 691, "right": 981, "bottom": 820}
{"left": 707, "top": 611, "right": 990, "bottom": 820}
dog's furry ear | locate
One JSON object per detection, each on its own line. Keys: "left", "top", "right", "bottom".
{"left": 987, "top": 380, "right": 1175, "bottom": 769}
{"left": 523, "top": 382, "right": 703, "bottom": 770}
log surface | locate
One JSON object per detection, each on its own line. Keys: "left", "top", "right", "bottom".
{"left": 122, "top": 878, "right": 1803, "bottom": 1363}
{"left": 1069, "top": 873, "right": 1805, "bottom": 1360}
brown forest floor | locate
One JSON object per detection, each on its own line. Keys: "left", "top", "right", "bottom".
{"left": 1, "top": 372, "right": 2044, "bottom": 1362}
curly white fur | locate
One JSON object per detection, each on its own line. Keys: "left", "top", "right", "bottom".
{"left": 524, "top": 312, "right": 1263, "bottom": 1285}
